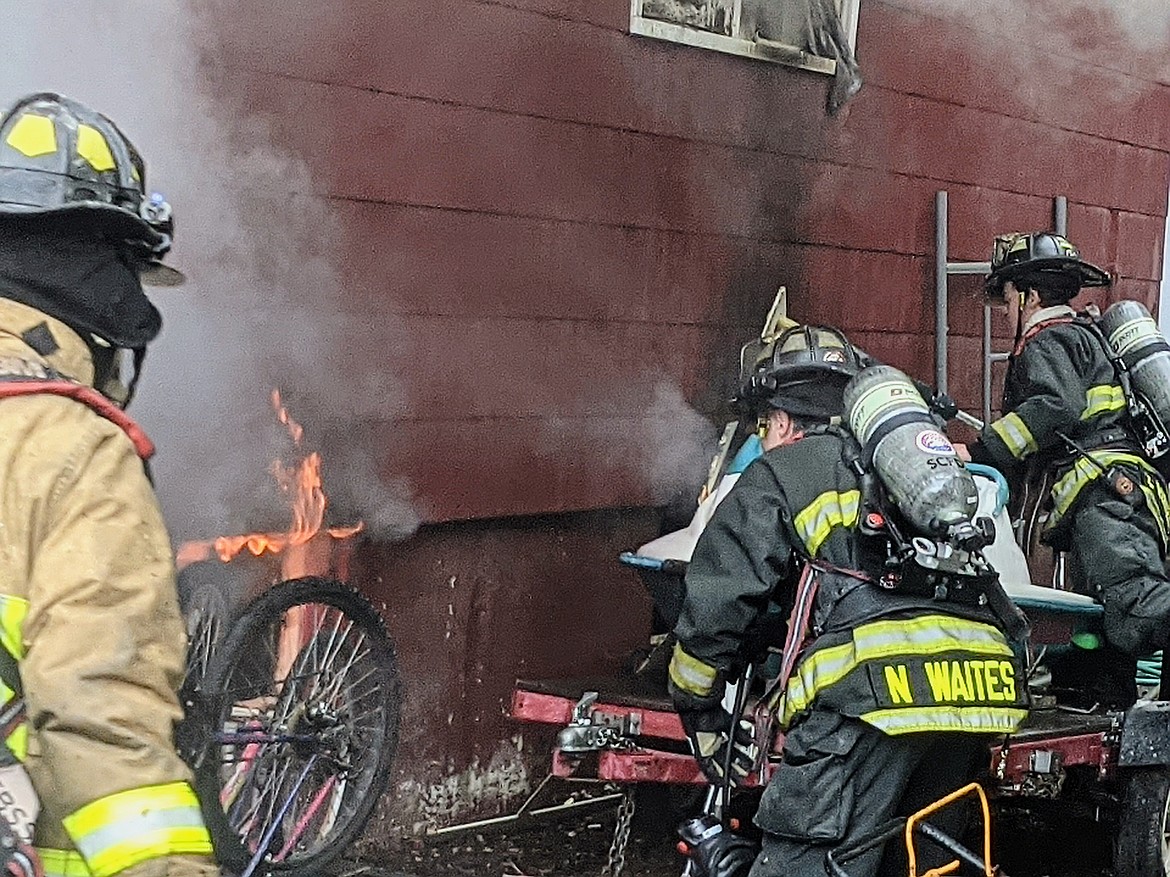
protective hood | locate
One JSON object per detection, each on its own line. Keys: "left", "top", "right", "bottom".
{"left": 0, "top": 227, "right": 160, "bottom": 349}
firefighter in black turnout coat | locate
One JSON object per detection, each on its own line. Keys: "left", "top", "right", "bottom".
{"left": 960, "top": 233, "right": 1170, "bottom": 661}
{"left": 668, "top": 325, "right": 1027, "bottom": 877}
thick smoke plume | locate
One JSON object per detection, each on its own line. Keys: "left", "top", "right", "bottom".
{"left": 0, "top": 4, "right": 420, "bottom": 542}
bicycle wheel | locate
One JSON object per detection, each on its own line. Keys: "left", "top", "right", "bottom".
{"left": 192, "top": 576, "right": 401, "bottom": 876}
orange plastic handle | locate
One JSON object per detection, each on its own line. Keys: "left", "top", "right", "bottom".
{"left": 904, "top": 782, "right": 994, "bottom": 877}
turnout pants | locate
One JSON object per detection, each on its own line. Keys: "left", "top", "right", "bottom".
{"left": 1069, "top": 480, "right": 1170, "bottom": 657}
{"left": 748, "top": 711, "right": 989, "bottom": 877}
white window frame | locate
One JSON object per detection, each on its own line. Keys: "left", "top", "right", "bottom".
{"left": 629, "top": 0, "right": 860, "bottom": 76}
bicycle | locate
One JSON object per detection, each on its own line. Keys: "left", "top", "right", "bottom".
{"left": 178, "top": 573, "right": 403, "bottom": 877}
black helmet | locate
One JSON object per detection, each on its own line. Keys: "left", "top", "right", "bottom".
{"left": 736, "top": 324, "right": 865, "bottom": 419}
{"left": 0, "top": 93, "right": 180, "bottom": 286}
{"left": 985, "top": 232, "right": 1109, "bottom": 299}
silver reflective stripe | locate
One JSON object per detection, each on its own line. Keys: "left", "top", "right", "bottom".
{"left": 851, "top": 616, "right": 1009, "bottom": 655}
{"left": 990, "top": 413, "right": 1036, "bottom": 459}
{"left": 71, "top": 804, "right": 205, "bottom": 868}
{"left": 1081, "top": 384, "right": 1126, "bottom": 420}
{"left": 782, "top": 616, "right": 1011, "bottom": 721}
{"left": 861, "top": 705, "right": 1028, "bottom": 735}
{"left": 794, "top": 490, "right": 860, "bottom": 555}
{"left": 1050, "top": 451, "right": 1150, "bottom": 523}
{"left": 668, "top": 642, "right": 719, "bottom": 697}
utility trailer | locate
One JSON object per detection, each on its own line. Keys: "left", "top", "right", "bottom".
{"left": 510, "top": 560, "right": 1170, "bottom": 877}
{"left": 511, "top": 256, "right": 1170, "bottom": 875}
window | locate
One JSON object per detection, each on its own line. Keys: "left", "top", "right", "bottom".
{"left": 629, "top": 0, "right": 860, "bottom": 75}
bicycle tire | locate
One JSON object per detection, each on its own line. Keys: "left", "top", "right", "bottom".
{"left": 177, "top": 562, "right": 234, "bottom": 694}
{"left": 191, "top": 576, "right": 401, "bottom": 876}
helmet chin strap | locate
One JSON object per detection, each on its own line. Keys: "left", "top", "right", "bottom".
{"left": 1012, "top": 287, "right": 1026, "bottom": 356}
{"left": 121, "top": 347, "right": 146, "bottom": 409}
{"left": 89, "top": 340, "right": 146, "bottom": 409}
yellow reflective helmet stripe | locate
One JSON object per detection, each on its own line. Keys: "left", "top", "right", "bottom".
{"left": 1049, "top": 451, "right": 1152, "bottom": 525}
{"left": 5, "top": 114, "right": 57, "bottom": 158}
{"left": 794, "top": 489, "right": 860, "bottom": 555}
{"left": 669, "top": 642, "right": 719, "bottom": 697}
{"left": 1081, "top": 384, "right": 1126, "bottom": 420}
{"left": 63, "top": 781, "right": 212, "bottom": 877}
{"left": 989, "top": 413, "right": 1037, "bottom": 459}
{"left": 36, "top": 848, "right": 92, "bottom": 877}
{"left": 780, "top": 615, "right": 1013, "bottom": 724}
{"left": 75, "top": 124, "right": 116, "bottom": 173}
{"left": 860, "top": 705, "right": 1027, "bottom": 735}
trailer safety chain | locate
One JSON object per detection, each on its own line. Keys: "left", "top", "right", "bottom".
{"left": 602, "top": 788, "right": 637, "bottom": 877}
{"left": 994, "top": 736, "right": 1012, "bottom": 782}
{"left": 595, "top": 726, "right": 639, "bottom": 751}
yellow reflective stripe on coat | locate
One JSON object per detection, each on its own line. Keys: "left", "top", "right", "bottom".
{"left": 63, "top": 781, "right": 212, "bottom": 877}
{"left": 37, "top": 848, "right": 92, "bottom": 877}
{"left": 0, "top": 595, "right": 28, "bottom": 661}
{"left": 989, "top": 413, "right": 1037, "bottom": 459}
{"left": 780, "top": 615, "right": 1013, "bottom": 725}
{"left": 793, "top": 489, "right": 860, "bottom": 555}
{"left": 669, "top": 642, "right": 719, "bottom": 697}
{"left": 0, "top": 596, "right": 29, "bottom": 761}
{"left": 1049, "top": 451, "right": 1153, "bottom": 525}
{"left": 5, "top": 717, "right": 26, "bottom": 762}
{"left": 1081, "top": 384, "right": 1127, "bottom": 420}
{"left": 1137, "top": 476, "right": 1170, "bottom": 548}
{"left": 860, "top": 705, "right": 1027, "bottom": 735}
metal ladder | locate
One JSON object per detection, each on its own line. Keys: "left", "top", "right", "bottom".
{"left": 934, "top": 191, "right": 1069, "bottom": 424}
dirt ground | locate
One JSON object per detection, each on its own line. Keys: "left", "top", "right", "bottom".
{"left": 342, "top": 796, "right": 678, "bottom": 877}
{"left": 338, "top": 788, "right": 1114, "bottom": 877}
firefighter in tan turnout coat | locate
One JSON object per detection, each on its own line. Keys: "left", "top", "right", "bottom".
{"left": 0, "top": 94, "right": 216, "bottom": 877}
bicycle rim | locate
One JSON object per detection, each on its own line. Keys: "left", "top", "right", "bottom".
{"left": 195, "top": 577, "right": 401, "bottom": 875}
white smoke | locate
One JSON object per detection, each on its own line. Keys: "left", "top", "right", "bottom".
{"left": 0, "top": 2, "right": 420, "bottom": 541}
{"left": 538, "top": 379, "right": 718, "bottom": 508}
{"left": 898, "top": 0, "right": 1170, "bottom": 83}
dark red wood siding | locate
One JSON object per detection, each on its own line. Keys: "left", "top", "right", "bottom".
{"left": 200, "top": 0, "right": 1170, "bottom": 522}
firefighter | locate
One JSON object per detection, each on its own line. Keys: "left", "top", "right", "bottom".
{"left": 0, "top": 94, "right": 217, "bottom": 876}
{"left": 669, "top": 324, "right": 1027, "bottom": 877}
{"left": 956, "top": 232, "right": 1170, "bottom": 661}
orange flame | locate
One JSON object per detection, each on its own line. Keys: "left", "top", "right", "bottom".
{"left": 175, "top": 391, "right": 363, "bottom": 568}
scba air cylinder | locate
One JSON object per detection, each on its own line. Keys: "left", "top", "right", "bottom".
{"left": 1100, "top": 300, "right": 1170, "bottom": 451}
{"left": 844, "top": 365, "right": 978, "bottom": 537}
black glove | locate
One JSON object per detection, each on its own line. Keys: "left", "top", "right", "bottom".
{"left": 678, "top": 814, "right": 759, "bottom": 877}
{"left": 678, "top": 705, "right": 758, "bottom": 787}
{"left": 910, "top": 378, "right": 959, "bottom": 422}
{"left": 930, "top": 391, "right": 959, "bottom": 422}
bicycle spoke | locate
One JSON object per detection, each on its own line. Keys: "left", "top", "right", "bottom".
{"left": 190, "top": 579, "right": 401, "bottom": 874}
{"left": 275, "top": 774, "right": 337, "bottom": 861}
